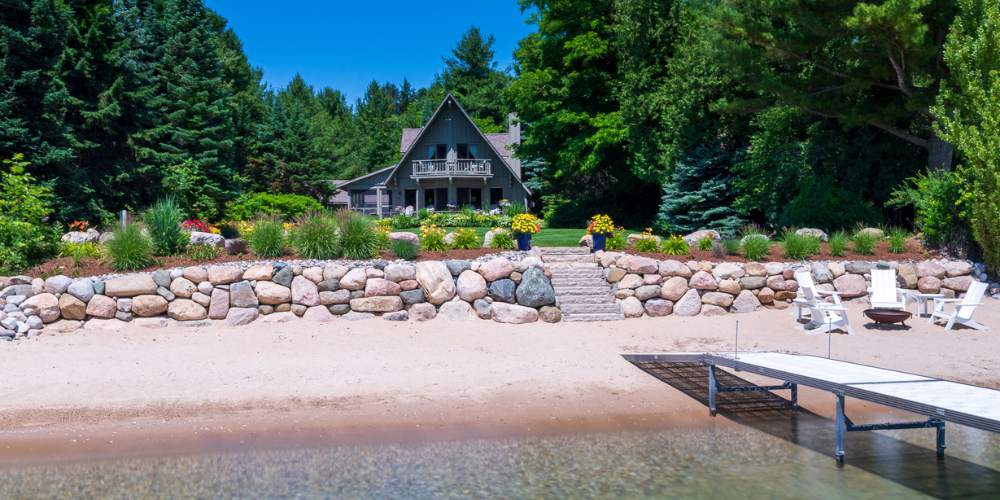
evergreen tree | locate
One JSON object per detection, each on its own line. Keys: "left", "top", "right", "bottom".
{"left": 654, "top": 141, "right": 744, "bottom": 237}
{"left": 354, "top": 80, "right": 401, "bottom": 171}
{"left": 441, "top": 26, "right": 511, "bottom": 130}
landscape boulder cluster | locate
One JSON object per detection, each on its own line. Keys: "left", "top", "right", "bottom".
{"left": 0, "top": 256, "right": 558, "bottom": 340}
{"left": 596, "top": 251, "right": 983, "bottom": 318}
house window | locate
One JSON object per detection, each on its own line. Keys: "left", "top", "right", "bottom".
{"left": 427, "top": 144, "right": 447, "bottom": 159}
{"left": 404, "top": 189, "right": 416, "bottom": 208}
{"left": 490, "top": 188, "right": 504, "bottom": 207}
{"left": 457, "top": 144, "right": 477, "bottom": 159}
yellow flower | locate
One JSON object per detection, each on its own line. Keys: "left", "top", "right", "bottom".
{"left": 512, "top": 213, "right": 541, "bottom": 234}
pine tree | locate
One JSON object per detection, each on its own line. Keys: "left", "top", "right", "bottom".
{"left": 441, "top": 26, "right": 511, "bottom": 130}
{"left": 655, "top": 141, "right": 744, "bottom": 236}
{"left": 354, "top": 81, "right": 401, "bottom": 171}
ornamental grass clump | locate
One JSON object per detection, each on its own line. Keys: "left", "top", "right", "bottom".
{"left": 828, "top": 231, "right": 848, "bottom": 257}
{"left": 852, "top": 229, "right": 877, "bottom": 255}
{"left": 723, "top": 239, "right": 741, "bottom": 256}
{"left": 337, "top": 211, "right": 381, "bottom": 260}
{"left": 247, "top": 216, "right": 286, "bottom": 258}
{"left": 511, "top": 213, "right": 541, "bottom": 235}
{"left": 144, "top": 197, "right": 187, "bottom": 256}
{"left": 451, "top": 228, "right": 479, "bottom": 250}
{"left": 292, "top": 212, "right": 339, "bottom": 259}
{"left": 887, "top": 227, "right": 908, "bottom": 254}
{"left": 633, "top": 228, "right": 659, "bottom": 252}
{"left": 390, "top": 239, "right": 418, "bottom": 260}
{"left": 696, "top": 235, "right": 714, "bottom": 251}
{"left": 660, "top": 235, "right": 689, "bottom": 256}
{"left": 490, "top": 228, "right": 516, "bottom": 250}
{"left": 782, "top": 231, "right": 821, "bottom": 260}
{"left": 107, "top": 223, "right": 154, "bottom": 271}
{"left": 419, "top": 224, "right": 447, "bottom": 251}
{"left": 186, "top": 243, "right": 221, "bottom": 262}
{"left": 741, "top": 234, "right": 770, "bottom": 261}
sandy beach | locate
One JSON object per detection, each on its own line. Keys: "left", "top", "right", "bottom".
{"left": 1, "top": 300, "right": 998, "bottom": 463}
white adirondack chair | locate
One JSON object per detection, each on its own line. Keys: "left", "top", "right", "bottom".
{"left": 800, "top": 286, "right": 854, "bottom": 335}
{"left": 868, "top": 269, "right": 907, "bottom": 310}
{"left": 930, "top": 281, "right": 989, "bottom": 331}
{"left": 792, "top": 271, "right": 842, "bottom": 320}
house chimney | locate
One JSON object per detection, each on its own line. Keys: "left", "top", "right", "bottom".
{"left": 508, "top": 113, "right": 522, "bottom": 178}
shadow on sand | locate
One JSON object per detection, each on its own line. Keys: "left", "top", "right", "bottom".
{"left": 630, "top": 361, "right": 1000, "bottom": 498}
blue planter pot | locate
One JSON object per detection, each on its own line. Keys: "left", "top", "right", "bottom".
{"left": 516, "top": 233, "right": 532, "bottom": 251}
{"left": 592, "top": 233, "right": 607, "bottom": 252}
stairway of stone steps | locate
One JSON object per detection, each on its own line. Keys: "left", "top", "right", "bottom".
{"left": 540, "top": 247, "right": 624, "bottom": 322}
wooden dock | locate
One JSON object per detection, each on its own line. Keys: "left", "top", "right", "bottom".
{"left": 624, "top": 352, "right": 1000, "bottom": 464}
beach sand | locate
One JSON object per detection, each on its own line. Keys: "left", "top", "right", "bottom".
{"left": 1, "top": 300, "right": 998, "bottom": 463}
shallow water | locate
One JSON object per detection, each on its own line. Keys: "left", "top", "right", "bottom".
{"left": 1, "top": 417, "right": 998, "bottom": 499}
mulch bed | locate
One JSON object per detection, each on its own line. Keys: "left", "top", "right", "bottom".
{"left": 623, "top": 240, "right": 935, "bottom": 263}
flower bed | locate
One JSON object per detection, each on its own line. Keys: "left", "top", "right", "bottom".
{"left": 597, "top": 250, "right": 988, "bottom": 318}
{"left": 0, "top": 255, "right": 560, "bottom": 340}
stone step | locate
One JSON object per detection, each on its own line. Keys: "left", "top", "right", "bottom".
{"left": 542, "top": 257, "right": 596, "bottom": 264}
{"left": 560, "top": 303, "right": 622, "bottom": 315}
{"left": 557, "top": 295, "right": 615, "bottom": 305}
{"left": 540, "top": 247, "right": 591, "bottom": 255}
{"left": 551, "top": 278, "right": 607, "bottom": 286}
{"left": 552, "top": 286, "right": 612, "bottom": 295}
{"left": 550, "top": 269, "right": 605, "bottom": 277}
{"left": 562, "top": 312, "right": 625, "bottom": 322}
{"left": 545, "top": 262, "right": 600, "bottom": 268}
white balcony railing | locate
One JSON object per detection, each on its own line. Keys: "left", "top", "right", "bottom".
{"left": 412, "top": 159, "right": 492, "bottom": 178}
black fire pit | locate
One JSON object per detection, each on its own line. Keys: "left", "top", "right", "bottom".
{"left": 864, "top": 308, "right": 912, "bottom": 327}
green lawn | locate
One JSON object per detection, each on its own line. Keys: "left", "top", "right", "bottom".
{"left": 396, "top": 227, "right": 642, "bottom": 247}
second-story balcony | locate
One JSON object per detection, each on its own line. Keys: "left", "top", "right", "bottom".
{"left": 411, "top": 159, "right": 492, "bottom": 178}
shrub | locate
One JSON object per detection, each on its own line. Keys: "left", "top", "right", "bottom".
{"left": 741, "top": 234, "right": 770, "bottom": 261}
{"left": 633, "top": 228, "right": 660, "bottom": 252}
{"left": 59, "top": 242, "right": 103, "bottom": 268}
{"left": 782, "top": 232, "right": 821, "bottom": 260}
{"left": 390, "top": 239, "right": 418, "bottom": 260}
{"left": 107, "top": 223, "right": 154, "bottom": 271}
{"left": 504, "top": 200, "right": 529, "bottom": 217}
{"left": 391, "top": 214, "right": 419, "bottom": 230}
{"left": 186, "top": 244, "right": 221, "bottom": 262}
{"left": 218, "top": 222, "right": 240, "bottom": 239}
{"left": 887, "top": 227, "right": 908, "bottom": 254}
{"left": 723, "top": 239, "right": 741, "bottom": 256}
{"left": 696, "top": 235, "right": 714, "bottom": 251}
{"left": 888, "top": 170, "right": 969, "bottom": 249}
{"left": 661, "top": 236, "right": 689, "bottom": 256}
{"left": 145, "top": 197, "right": 188, "bottom": 256}
{"left": 490, "top": 228, "right": 516, "bottom": 250}
{"left": 420, "top": 225, "right": 447, "bottom": 251}
{"left": 292, "top": 212, "right": 339, "bottom": 259}
{"left": 337, "top": 211, "right": 381, "bottom": 259}
{"left": 226, "top": 192, "right": 324, "bottom": 221}
{"left": 852, "top": 230, "right": 877, "bottom": 255}
{"left": 605, "top": 229, "right": 627, "bottom": 250}
{"left": 451, "top": 228, "right": 479, "bottom": 250}
{"left": 247, "top": 217, "right": 286, "bottom": 258}
{"left": 828, "top": 231, "right": 848, "bottom": 257}
{"left": 0, "top": 154, "right": 59, "bottom": 272}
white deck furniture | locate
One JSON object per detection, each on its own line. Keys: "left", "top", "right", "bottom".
{"left": 867, "top": 268, "right": 907, "bottom": 310}
{"left": 908, "top": 291, "right": 943, "bottom": 318}
{"left": 624, "top": 351, "right": 1000, "bottom": 464}
{"left": 930, "top": 280, "right": 988, "bottom": 331}
{"left": 792, "top": 271, "right": 842, "bottom": 320}
{"left": 800, "top": 286, "right": 854, "bottom": 335}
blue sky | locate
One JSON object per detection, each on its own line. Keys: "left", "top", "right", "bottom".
{"left": 205, "top": 1, "right": 537, "bottom": 103}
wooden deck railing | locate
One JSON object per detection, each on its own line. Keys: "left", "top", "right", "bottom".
{"left": 412, "top": 159, "right": 492, "bottom": 177}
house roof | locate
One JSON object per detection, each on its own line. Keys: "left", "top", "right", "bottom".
{"left": 400, "top": 128, "right": 422, "bottom": 153}
{"left": 401, "top": 129, "right": 513, "bottom": 161}
{"left": 333, "top": 165, "right": 396, "bottom": 192}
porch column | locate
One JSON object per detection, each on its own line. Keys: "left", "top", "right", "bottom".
{"left": 480, "top": 186, "right": 487, "bottom": 211}
{"left": 448, "top": 183, "right": 457, "bottom": 209}
{"left": 375, "top": 187, "right": 383, "bottom": 218}
{"left": 415, "top": 180, "right": 421, "bottom": 211}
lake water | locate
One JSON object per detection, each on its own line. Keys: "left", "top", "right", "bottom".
{"left": 2, "top": 415, "right": 998, "bottom": 499}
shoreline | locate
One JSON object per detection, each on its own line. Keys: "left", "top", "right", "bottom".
{"left": 2, "top": 302, "right": 999, "bottom": 465}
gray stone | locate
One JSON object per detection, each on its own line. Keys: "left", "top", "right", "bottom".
{"left": 673, "top": 289, "right": 702, "bottom": 316}
{"left": 105, "top": 275, "right": 159, "bottom": 297}
{"left": 491, "top": 302, "right": 539, "bottom": 324}
{"left": 191, "top": 292, "right": 211, "bottom": 308}
{"left": 208, "top": 289, "right": 230, "bottom": 319}
{"left": 197, "top": 281, "right": 214, "bottom": 295}
{"left": 739, "top": 276, "right": 767, "bottom": 290}
{"left": 796, "top": 228, "right": 828, "bottom": 242}
{"left": 382, "top": 310, "right": 409, "bottom": 321}
{"left": 115, "top": 311, "right": 134, "bottom": 322}
{"left": 539, "top": 306, "right": 562, "bottom": 323}
{"left": 445, "top": 260, "right": 472, "bottom": 276}
{"left": 487, "top": 279, "right": 515, "bottom": 303}
{"left": 350, "top": 296, "right": 404, "bottom": 312}
{"left": 328, "top": 304, "right": 351, "bottom": 315}
{"left": 156, "top": 286, "right": 175, "bottom": 301}
{"left": 400, "top": 289, "right": 426, "bottom": 305}
{"left": 343, "top": 311, "right": 376, "bottom": 321}
{"left": 845, "top": 261, "right": 873, "bottom": 275}
{"left": 152, "top": 269, "right": 172, "bottom": 288}
{"left": 731, "top": 290, "right": 761, "bottom": 314}
{"left": 683, "top": 229, "right": 721, "bottom": 246}
{"left": 456, "top": 270, "right": 488, "bottom": 302}
{"left": 514, "top": 267, "right": 556, "bottom": 308}
{"left": 833, "top": 274, "right": 867, "bottom": 298}
{"left": 438, "top": 300, "right": 477, "bottom": 320}
{"left": 225, "top": 307, "right": 259, "bottom": 326}
{"left": 61, "top": 228, "right": 101, "bottom": 244}
{"left": 320, "top": 289, "right": 351, "bottom": 305}
{"left": 26, "top": 315, "right": 44, "bottom": 330}
{"left": 811, "top": 262, "right": 833, "bottom": 283}
{"left": 291, "top": 304, "right": 307, "bottom": 317}
{"left": 621, "top": 296, "right": 644, "bottom": 318}
{"left": 272, "top": 266, "right": 294, "bottom": 287}
{"left": 66, "top": 280, "right": 95, "bottom": 303}
{"left": 93, "top": 280, "right": 105, "bottom": 295}
{"left": 1, "top": 284, "right": 34, "bottom": 299}
{"left": 189, "top": 231, "right": 225, "bottom": 247}
{"left": 43, "top": 275, "right": 72, "bottom": 294}
{"left": 712, "top": 263, "right": 745, "bottom": 281}
{"left": 416, "top": 261, "right": 456, "bottom": 304}
{"left": 408, "top": 303, "right": 437, "bottom": 321}
{"left": 634, "top": 285, "right": 661, "bottom": 301}
{"left": 384, "top": 263, "right": 416, "bottom": 282}
{"left": 229, "top": 281, "right": 258, "bottom": 308}
{"left": 473, "top": 298, "right": 492, "bottom": 319}
{"left": 317, "top": 279, "right": 340, "bottom": 292}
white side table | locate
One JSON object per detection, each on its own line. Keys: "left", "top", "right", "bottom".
{"left": 909, "top": 292, "right": 943, "bottom": 320}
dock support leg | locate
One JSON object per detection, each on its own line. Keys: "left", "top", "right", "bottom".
{"left": 708, "top": 364, "right": 718, "bottom": 417}
{"left": 835, "top": 392, "right": 846, "bottom": 465}
{"left": 936, "top": 421, "right": 946, "bottom": 459}
{"left": 790, "top": 383, "right": 798, "bottom": 409}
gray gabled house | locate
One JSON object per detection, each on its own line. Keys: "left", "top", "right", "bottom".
{"left": 336, "top": 94, "right": 530, "bottom": 217}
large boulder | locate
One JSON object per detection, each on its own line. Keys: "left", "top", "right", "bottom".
{"left": 673, "top": 289, "right": 702, "bottom": 316}
{"left": 942, "top": 275, "right": 973, "bottom": 292}
{"left": 384, "top": 263, "right": 416, "bottom": 282}
{"left": 389, "top": 231, "right": 420, "bottom": 246}
{"left": 488, "top": 279, "right": 516, "bottom": 303}
{"left": 618, "top": 274, "right": 643, "bottom": 290}
{"left": 225, "top": 307, "right": 259, "bottom": 326}
{"left": 105, "top": 275, "right": 158, "bottom": 297}
{"left": 226, "top": 281, "right": 256, "bottom": 308}
{"left": 897, "top": 264, "right": 918, "bottom": 289}
{"left": 349, "top": 296, "right": 403, "bottom": 313}
{"left": 515, "top": 268, "right": 555, "bottom": 308}
{"left": 683, "top": 229, "right": 721, "bottom": 246}
{"left": 625, "top": 255, "right": 659, "bottom": 274}
{"left": 491, "top": 303, "right": 539, "bottom": 324}
{"left": 845, "top": 261, "right": 872, "bottom": 275}
{"left": 61, "top": 228, "right": 101, "bottom": 244}
{"left": 339, "top": 268, "right": 368, "bottom": 291}
{"left": 659, "top": 277, "right": 689, "bottom": 301}
{"left": 58, "top": 294, "right": 86, "bottom": 320}
{"left": 796, "top": 228, "right": 828, "bottom": 242}
{"left": 291, "top": 275, "right": 320, "bottom": 306}
{"left": 85, "top": 295, "right": 117, "bottom": 319}
{"left": 169, "top": 277, "right": 197, "bottom": 299}
{"left": 917, "top": 276, "right": 942, "bottom": 294}
{"left": 66, "top": 279, "right": 95, "bottom": 303}
{"left": 810, "top": 262, "right": 833, "bottom": 284}
{"left": 399, "top": 289, "right": 425, "bottom": 305}
{"left": 209, "top": 288, "right": 230, "bottom": 319}
{"left": 857, "top": 227, "right": 884, "bottom": 239}
{"left": 168, "top": 299, "right": 207, "bottom": 321}
{"left": 634, "top": 285, "right": 661, "bottom": 301}
{"left": 644, "top": 299, "right": 673, "bottom": 317}
{"left": 416, "top": 261, "right": 456, "bottom": 305}
{"left": 131, "top": 295, "right": 169, "bottom": 317}
{"left": 712, "top": 263, "right": 745, "bottom": 281}
{"left": 731, "top": 290, "right": 761, "bottom": 314}
{"left": 408, "top": 303, "right": 437, "bottom": 321}
{"left": 479, "top": 258, "right": 514, "bottom": 281}
{"left": 739, "top": 276, "right": 766, "bottom": 290}
{"left": 438, "top": 300, "right": 477, "bottom": 320}
{"left": 22, "top": 293, "right": 60, "bottom": 323}
{"left": 833, "top": 274, "right": 867, "bottom": 298}
{"left": 243, "top": 263, "right": 273, "bottom": 281}
{"left": 701, "top": 292, "right": 735, "bottom": 308}
{"left": 718, "top": 279, "right": 741, "bottom": 295}
{"left": 365, "top": 278, "right": 401, "bottom": 297}
{"left": 456, "top": 270, "right": 488, "bottom": 302}
{"left": 621, "top": 296, "right": 644, "bottom": 318}
{"left": 445, "top": 260, "right": 472, "bottom": 276}
{"left": 182, "top": 266, "right": 209, "bottom": 284}
{"left": 945, "top": 261, "right": 973, "bottom": 277}
{"left": 255, "top": 281, "right": 291, "bottom": 305}
{"left": 190, "top": 231, "right": 225, "bottom": 247}
{"left": 43, "top": 275, "right": 72, "bottom": 294}
{"left": 689, "top": 271, "right": 718, "bottom": 291}
{"left": 208, "top": 265, "right": 243, "bottom": 285}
